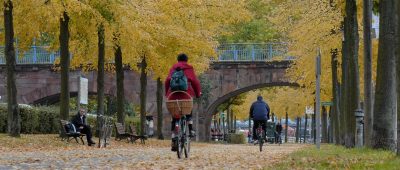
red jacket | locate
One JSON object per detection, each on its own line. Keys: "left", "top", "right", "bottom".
{"left": 165, "top": 61, "right": 201, "bottom": 100}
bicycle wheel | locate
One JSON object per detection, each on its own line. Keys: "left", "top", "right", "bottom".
{"left": 259, "top": 131, "right": 264, "bottom": 152}
{"left": 177, "top": 136, "right": 183, "bottom": 159}
{"left": 177, "top": 119, "right": 185, "bottom": 159}
{"left": 184, "top": 124, "right": 190, "bottom": 158}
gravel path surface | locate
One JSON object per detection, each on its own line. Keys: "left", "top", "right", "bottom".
{"left": 0, "top": 139, "right": 306, "bottom": 170}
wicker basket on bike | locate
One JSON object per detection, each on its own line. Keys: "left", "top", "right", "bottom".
{"left": 166, "top": 91, "right": 193, "bottom": 118}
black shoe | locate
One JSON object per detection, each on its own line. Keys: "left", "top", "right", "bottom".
{"left": 88, "top": 141, "right": 96, "bottom": 145}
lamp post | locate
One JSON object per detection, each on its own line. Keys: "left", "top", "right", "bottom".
{"left": 355, "top": 109, "right": 364, "bottom": 147}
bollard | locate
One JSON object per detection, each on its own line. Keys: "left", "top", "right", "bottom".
{"left": 355, "top": 109, "right": 364, "bottom": 147}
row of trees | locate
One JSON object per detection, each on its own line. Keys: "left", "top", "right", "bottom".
{"left": 2, "top": 0, "right": 251, "bottom": 137}
{"left": 230, "top": 0, "right": 399, "bottom": 153}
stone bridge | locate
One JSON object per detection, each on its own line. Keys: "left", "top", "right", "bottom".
{"left": 0, "top": 60, "right": 295, "bottom": 141}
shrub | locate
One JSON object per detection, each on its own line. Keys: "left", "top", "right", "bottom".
{"left": 0, "top": 104, "right": 7, "bottom": 132}
{"left": 0, "top": 104, "right": 60, "bottom": 134}
{"left": 0, "top": 104, "right": 140, "bottom": 135}
{"left": 227, "top": 133, "right": 246, "bottom": 144}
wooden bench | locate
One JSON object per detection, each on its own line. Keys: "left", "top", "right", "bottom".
{"left": 60, "top": 120, "right": 85, "bottom": 145}
{"left": 211, "top": 128, "right": 224, "bottom": 141}
{"left": 115, "top": 122, "right": 133, "bottom": 142}
{"left": 129, "top": 124, "right": 147, "bottom": 144}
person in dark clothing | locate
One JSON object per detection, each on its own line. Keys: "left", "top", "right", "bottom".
{"left": 165, "top": 53, "right": 201, "bottom": 151}
{"left": 71, "top": 108, "right": 96, "bottom": 146}
{"left": 250, "top": 95, "right": 270, "bottom": 142}
{"left": 275, "top": 122, "right": 283, "bottom": 143}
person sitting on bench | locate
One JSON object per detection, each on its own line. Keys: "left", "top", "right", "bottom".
{"left": 72, "top": 108, "right": 96, "bottom": 146}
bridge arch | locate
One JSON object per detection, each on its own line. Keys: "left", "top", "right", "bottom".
{"left": 205, "top": 82, "right": 299, "bottom": 115}
{"left": 202, "top": 82, "right": 298, "bottom": 141}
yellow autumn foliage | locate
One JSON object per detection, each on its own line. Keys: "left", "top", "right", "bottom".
{"left": 234, "top": 0, "right": 378, "bottom": 120}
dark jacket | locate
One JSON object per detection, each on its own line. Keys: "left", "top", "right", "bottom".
{"left": 250, "top": 96, "right": 270, "bottom": 121}
{"left": 71, "top": 113, "right": 86, "bottom": 129}
{"left": 165, "top": 61, "right": 201, "bottom": 99}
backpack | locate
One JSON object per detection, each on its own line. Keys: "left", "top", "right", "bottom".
{"left": 64, "top": 123, "right": 77, "bottom": 134}
{"left": 170, "top": 67, "right": 188, "bottom": 91}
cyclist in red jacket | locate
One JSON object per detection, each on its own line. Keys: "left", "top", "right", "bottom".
{"left": 165, "top": 53, "right": 201, "bottom": 151}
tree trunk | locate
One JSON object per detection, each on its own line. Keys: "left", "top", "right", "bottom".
{"left": 156, "top": 78, "right": 164, "bottom": 140}
{"left": 230, "top": 109, "right": 234, "bottom": 133}
{"left": 96, "top": 23, "right": 105, "bottom": 136}
{"left": 303, "top": 114, "right": 308, "bottom": 143}
{"left": 340, "top": 38, "right": 347, "bottom": 146}
{"left": 227, "top": 108, "right": 230, "bottom": 132}
{"left": 285, "top": 112, "right": 288, "bottom": 143}
{"left": 272, "top": 112, "right": 275, "bottom": 122}
{"left": 328, "top": 107, "right": 334, "bottom": 143}
{"left": 396, "top": 0, "right": 400, "bottom": 156}
{"left": 372, "top": 0, "right": 397, "bottom": 150}
{"left": 140, "top": 57, "right": 147, "bottom": 136}
{"left": 295, "top": 117, "right": 299, "bottom": 143}
{"left": 248, "top": 115, "right": 251, "bottom": 141}
{"left": 331, "top": 49, "right": 341, "bottom": 144}
{"left": 59, "top": 11, "right": 70, "bottom": 121}
{"left": 4, "top": 0, "right": 20, "bottom": 137}
{"left": 363, "top": 0, "right": 373, "bottom": 148}
{"left": 234, "top": 116, "right": 237, "bottom": 133}
{"left": 114, "top": 44, "right": 124, "bottom": 124}
{"left": 322, "top": 106, "right": 328, "bottom": 143}
{"left": 343, "top": 0, "right": 360, "bottom": 148}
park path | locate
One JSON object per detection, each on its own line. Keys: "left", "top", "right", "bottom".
{"left": 0, "top": 138, "right": 306, "bottom": 170}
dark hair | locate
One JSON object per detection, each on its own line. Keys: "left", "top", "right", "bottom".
{"left": 177, "top": 53, "right": 188, "bottom": 61}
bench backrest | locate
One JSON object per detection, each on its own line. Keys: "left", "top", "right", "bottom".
{"left": 115, "top": 122, "right": 126, "bottom": 134}
{"left": 60, "top": 120, "right": 69, "bottom": 134}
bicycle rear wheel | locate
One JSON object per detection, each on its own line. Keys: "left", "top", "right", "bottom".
{"left": 177, "top": 119, "right": 186, "bottom": 159}
{"left": 184, "top": 129, "right": 190, "bottom": 158}
{"left": 259, "top": 131, "right": 264, "bottom": 152}
{"left": 177, "top": 136, "right": 183, "bottom": 159}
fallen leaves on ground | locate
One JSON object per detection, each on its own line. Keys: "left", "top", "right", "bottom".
{"left": 0, "top": 134, "right": 306, "bottom": 169}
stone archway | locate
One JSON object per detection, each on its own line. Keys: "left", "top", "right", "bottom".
{"left": 201, "top": 82, "right": 298, "bottom": 141}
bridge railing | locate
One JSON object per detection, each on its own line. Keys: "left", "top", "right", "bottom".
{"left": 216, "top": 43, "right": 288, "bottom": 61}
{"left": 0, "top": 46, "right": 60, "bottom": 64}
{"left": 0, "top": 43, "right": 291, "bottom": 64}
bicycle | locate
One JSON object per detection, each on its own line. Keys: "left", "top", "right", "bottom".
{"left": 166, "top": 91, "right": 193, "bottom": 159}
{"left": 173, "top": 115, "right": 191, "bottom": 159}
{"left": 98, "top": 115, "right": 113, "bottom": 148}
{"left": 255, "top": 122, "right": 266, "bottom": 152}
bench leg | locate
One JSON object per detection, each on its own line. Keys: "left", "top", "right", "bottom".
{"left": 80, "top": 136, "right": 85, "bottom": 145}
{"left": 141, "top": 138, "right": 145, "bottom": 144}
{"left": 74, "top": 137, "right": 79, "bottom": 144}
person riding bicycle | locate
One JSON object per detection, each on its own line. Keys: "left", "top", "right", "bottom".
{"left": 165, "top": 53, "right": 201, "bottom": 151}
{"left": 250, "top": 95, "right": 270, "bottom": 144}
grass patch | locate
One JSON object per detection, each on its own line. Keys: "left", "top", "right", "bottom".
{"left": 273, "top": 144, "right": 400, "bottom": 169}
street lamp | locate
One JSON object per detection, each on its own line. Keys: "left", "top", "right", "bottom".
{"left": 355, "top": 109, "right": 364, "bottom": 147}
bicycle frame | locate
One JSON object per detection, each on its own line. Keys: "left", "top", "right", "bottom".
{"left": 98, "top": 115, "right": 113, "bottom": 148}
{"left": 256, "top": 123, "right": 265, "bottom": 152}
{"left": 174, "top": 115, "right": 190, "bottom": 159}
